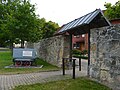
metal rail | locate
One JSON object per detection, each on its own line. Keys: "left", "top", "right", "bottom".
{"left": 62, "top": 58, "right": 76, "bottom": 79}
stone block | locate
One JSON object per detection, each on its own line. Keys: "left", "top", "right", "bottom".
{"left": 100, "top": 70, "right": 109, "bottom": 81}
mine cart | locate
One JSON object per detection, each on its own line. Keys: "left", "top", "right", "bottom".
{"left": 13, "top": 48, "right": 37, "bottom": 66}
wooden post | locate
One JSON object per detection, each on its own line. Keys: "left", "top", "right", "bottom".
{"left": 79, "top": 58, "right": 81, "bottom": 71}
{"left": 73, "top": 59, "right": 76, "bottom": 79}
{"left": 87, "top": 29, "right": 90, "bottom": 76}
{"left": 62, "top": 58, "right": 65, "bottom": 75}
{"left": 69, "top": 34, "right": 72, "bottom": 60}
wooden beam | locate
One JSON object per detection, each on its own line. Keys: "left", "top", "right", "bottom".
{"left": 87, "top": 29, "right": 90, "bottom": 77}
{"left": 69, "top": 33, "right": 72, "bottom": 59}
{"left": 73, "top": 59, "right": 76, "bottom": 79}
{"left": 62, "top": 58, "right": 65, "bottom": 75}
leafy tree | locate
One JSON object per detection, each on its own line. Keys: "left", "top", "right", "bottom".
{"left": 104, "top": 0, "right": 120, "bottom": 20}
{"left": 0, "top": 0, "right": 59, "bottom": 48}
{"left": 0, "top": 0, "right": 12, "bottom": 47}
{"left": 40, "top": 20, "right": 59, "bottom": 39}
{"left": 0, "top": 0, "right": 41, "bottom": 48}
{"left": 9, "top": 0, "right": 41, "bottom": 47}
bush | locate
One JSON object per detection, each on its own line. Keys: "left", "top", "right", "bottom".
{"left": 72, "top": 49, "right": 81, "bottom": 55}
{"left": 72, "top": 49, "right": 88, "bottom": 59}
{"left": 81, "top": 50, "right": 88, "bottom": 55}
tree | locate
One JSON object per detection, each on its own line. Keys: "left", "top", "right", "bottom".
{"left": 104, "top": 0, "right": 120, "bottom": 20}
{"left": 0, "top": 0, "right": 13, "bottom": 47}
{"left": 9, "top": 0, "right": 41, "bottom": 47}
{"left": 0, "top": 0, "right": 59, "bottom": 48}
{"left": 40, "top": 20, "right": 59, "bottom": 39}
{"left": 0, "top": 0, "right": 41, "bottom": 48}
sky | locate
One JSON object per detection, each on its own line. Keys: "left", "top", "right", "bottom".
{"left": 30, "top": 0, "right": 118, "bottom": 26}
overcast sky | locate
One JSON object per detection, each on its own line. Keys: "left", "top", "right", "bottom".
{"left": 30, "top": 0, "right": 118, "bottom": 26}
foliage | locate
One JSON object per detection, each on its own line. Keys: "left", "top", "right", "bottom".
{"left": 0, "top": 51, "right": 59, "bottom": 74}
{"left": 14, "top": 77, "right": 110, "bottom": 90}
{"left": 104, "top": 0, "right": 120, "bottom": 20}
{"left": 72, "top": 49, "right": 82, "bottom": 55}
{"left": 81, "top": 50, "right": 88, "bottom": 55}
{"left": 40, "top": 19, "right": 59, "bottom": 39}
{"left": 0, "top": 1, "right": 11, "bottom": 47}
{"left": 72, "top": 49, "right": 88, "bottom": 59}
{"left": 0, "top": 0, "right": 41, "bottom": 47}
{"left": 0, "top": 0, "right": 59, "bottom": 47}
{"left": 79, "top": 55, "right": 88, "bottom": 59}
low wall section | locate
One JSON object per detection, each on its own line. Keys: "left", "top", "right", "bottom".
{"left": 34, "top": 35, "right": 70, "bottom": 67}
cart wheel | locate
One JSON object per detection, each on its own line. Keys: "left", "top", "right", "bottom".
{"left": 15, "top": 61, "right": 22, "bottom": 66}
{"left": 25, "top": 61, "right": 31, "bottom": 66}
{"left": 22, "top": 61, "right": 25, "bottom": 66}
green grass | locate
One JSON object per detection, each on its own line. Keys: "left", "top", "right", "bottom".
{"left": 14, "top": 77, "right": 111, "bottom": 90}
{"left": 0, "top": 51, "right": 13, "bottom": 68}
{"left": 0, "top": 51, "right": 59, "bottom": 74}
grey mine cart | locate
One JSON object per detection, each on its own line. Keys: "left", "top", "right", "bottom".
{"left": 13, "top": 48, "right": 37, "bottom": 66}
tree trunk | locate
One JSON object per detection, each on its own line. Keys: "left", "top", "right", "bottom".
{"left": 21, "top": 40, "right": 24, "bottom": 48}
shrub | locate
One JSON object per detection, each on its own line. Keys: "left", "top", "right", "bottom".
{"left": 72, "top": 49, "right": 81, "bottom": 55}
{"left": 72, "top": 49, "right": 88, "bottom": 59}
{"left": 81, "top": 50, "right": 88, "bottom": 55}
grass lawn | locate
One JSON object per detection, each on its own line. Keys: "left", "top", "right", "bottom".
{"left": 0, "top": 51, "right": 59, "bottom": 74}
{"left": 14, "top": 77, "right": 111, "bottom": 90}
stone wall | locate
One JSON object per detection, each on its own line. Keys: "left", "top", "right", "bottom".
{"left": 90, "top": 24, "right": 120, "bottom": 89}
{"left": 34, "top": 35, "right": 70, "bottom": 67}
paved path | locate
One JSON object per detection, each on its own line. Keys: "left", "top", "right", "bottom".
{"left": 0, "top": 60, "right": 87, "bottom": 90}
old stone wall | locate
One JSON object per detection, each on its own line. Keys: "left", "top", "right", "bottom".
{"left": 34, "top": 35, "right": 70, "bottom": 67}
{"left": 90, "top": 24, "right": 120, "bottom": 89}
